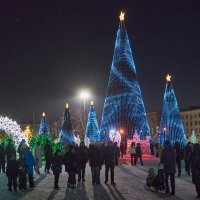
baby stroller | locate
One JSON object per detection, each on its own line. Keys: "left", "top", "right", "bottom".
{"left": 145, "top": 165, "right": 165, "bottom": 192}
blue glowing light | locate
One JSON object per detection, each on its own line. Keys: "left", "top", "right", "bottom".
{"left": 59, "top": 104, "right": 75, "bottom": 144}
{"left": 38, "top": 115, "right": 48, "bottom": 135}
{"left": 85, "top": 102, "right": 100, "bottom": 142}
{"left": 100, "top": 21, "right": 150, "bottom": 140}
{"left": 158, "top": 79, "right": 187, "bottom": 146}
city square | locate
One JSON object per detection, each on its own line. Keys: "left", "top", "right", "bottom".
{"left": 0, "top": 1, "right": 200, "bottom": 200}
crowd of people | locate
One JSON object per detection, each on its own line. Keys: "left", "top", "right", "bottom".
{"left": 0, "top": 138, "right": 200, "bottom": 199}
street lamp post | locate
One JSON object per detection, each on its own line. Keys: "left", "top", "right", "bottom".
{"left": 80, "top": 91, "right": 90, "bottom": 132}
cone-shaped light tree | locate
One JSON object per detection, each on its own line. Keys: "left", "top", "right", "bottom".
{"left": 100, "top": 11, "right": 150, "bottom": 141}
{"left": 159, "top": 74, "right": 187, "bottom": 146}
{"left": 38, "top": 112, "right": 48, "bottom": 135}
{"left": 189, "top": 130, "right": 197, "bottom": 144}
{"left": 59, "top": 103, "right": 75, "bottom": 144}
{"left": 85, "top": 101, "right": 100, "bottom": 142}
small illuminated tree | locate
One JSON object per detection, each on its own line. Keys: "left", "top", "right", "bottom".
{"left": 189, "top": 130, "right": 197, "bottom": 144}
{"left": 23, "top": 126, "right": 32, "bottom": 141}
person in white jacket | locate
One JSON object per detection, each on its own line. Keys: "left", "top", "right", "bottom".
{"left": 34, "top": 142, "right": 42, "bottom": 174}
{"left": 129, "top": 142, "right": 136, "bottom": 166}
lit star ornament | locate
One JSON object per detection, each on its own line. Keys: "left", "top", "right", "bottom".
{"left": 166, "top": 74, "right": 171, "bottom": 82}
{"left": 42, "top": 112, "right": 45, "bottom": 117}
{"left": 90, "top": 101, "right": 94, "bottom": 106}
{"left": 66, "top": 102, "right": 69, "bottom": 109}
{"left": 119, "top": 11, "right": 125, "bottom": 21}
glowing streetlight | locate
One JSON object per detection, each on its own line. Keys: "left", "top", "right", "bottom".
{"left": 79, "top": 90, "right": 90, "bottom": 131}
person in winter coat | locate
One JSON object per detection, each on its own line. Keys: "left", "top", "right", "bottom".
{"left": 6, "top": 140, "right": 16, "bottom": 163}
{"left": 6, "top": 154, "right": 18, "bottom": 192}
{"left": 184, "top": 142, "right": 192, "bottom": 175}
{"left": 120, "top": 142, "right": 125, "bottom": 158}
{"left": 34, "top": 142, "right": 42, "bottom": 174}
{"left": 18, "top": 153, "right": 27, "bottom": 190}
{"left": 129, "top": 142, "right": 136, "bottom": 166}
{"left": 188, "top": 144, "right": 200, "bottom": 198}
{"left": 0, "top": 142, "right": 6, "bottom": 173}
{"left": 44, "top": 140, "right": 53, "bottom": 174}
{"left": 161, "top": 140, "right": 176, "bottom": 195}
{"left": 88, "top": 142, "right": 101, "bottom": 185}
{"left": 25, "top": 147, "right": 35, "bottom": 188}
{"left": 135, "top": 143, "right": 144, "bottom": 166}
{"left": 77, "top": 141, "right": 88, "bottom": 182}
{"left": 51, "top": 149, "right": 63, "bottom": 189}
{"left": 102, "top": 141, "right": 116, "bottom": 185}
{"left": 17, "top": 139, "right": 28, "bottom": 158}
{"left": 174, "top": 141, "right": 182, "bottom": 177}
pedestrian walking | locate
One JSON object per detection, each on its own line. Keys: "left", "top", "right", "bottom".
{"left": 25, "top": 147, "right": 35, "bottom": 188}
{"left": 34, "top": 142, "right": 42, "bottom": 174}
{"left": 0, "top": 142, "right": 6, "bottom": 173}
{"left": 102, "top": 141, "right": 117, "bottom": 186}
{"left": 120, "top": 142, "right": 125, "bottom": 158}
{"left": 188, "top": 144, "right": 200, "bottom": 198}
{"left": 18, "top": 153, "right": 27, "bottom": 190}
{"left": 5, "top": 139, "right": 16, "bottom": 163}
{"left": 51, "top": 149, "right": 63, "bottom": 189}
{"left": 129, "top": 142, "right": 136, "bottom": 166}
{"left": 184, "top": 142, "right": 192, "bottom": 175}
{"left": 174, "top": 141, "right": 182, "bottom": 177}
{"left": 6, "top": 154, "right": 18, "bottom": 192}
{"left": 44, "top": 140, "right": 53, "bottom": 174}
{"left": 161, "top": 140, "right": 176, "bottom": 195}
{"left": 135, "top": 143, "right": 144, "bottom": 165}
{"left": 77, "top": 141, "right": 88, "bottom": 182}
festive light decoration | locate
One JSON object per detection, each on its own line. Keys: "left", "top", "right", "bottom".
{"left": 0, "top": 116, "right": 28, "bottom": 147}
{"left": 189, "top": 130, "right": 197, "bottom": 144}
{"left": 119, "top": 11, "right": 125, "bottom": 21}
{"left": 109, "top": 130, "right": 121, "bottom": 147}
{"left": 85, "top": 101, "right": 100, "bottom": 143}
{"left": 38, "top": 112, "right": 48, "bottom": 135}
{"left": 23, "top": 126, "right": 32, "bottom": 141}
{"left": 100, "top": 12, "right": 150, "bottom": 141}
{"left": 59, "top": 102, "right": 75, "bottom": 144}
{"left": 158, "top": 75, "right": 187, "bottom": 146}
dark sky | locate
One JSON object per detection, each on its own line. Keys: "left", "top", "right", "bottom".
{"left": 0, "top": 0, "right": 200, "bottom": 123}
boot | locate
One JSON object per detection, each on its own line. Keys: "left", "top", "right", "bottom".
{"left": 8, "top": 186, "right": 12, "bottom": 192}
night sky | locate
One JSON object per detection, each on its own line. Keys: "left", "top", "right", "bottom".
{"left": 0, "top": 0, "right": 200, "bottom": 123}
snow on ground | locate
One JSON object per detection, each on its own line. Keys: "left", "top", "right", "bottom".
{"left": 0, "top": 159, "right": 197, "bottom": 200}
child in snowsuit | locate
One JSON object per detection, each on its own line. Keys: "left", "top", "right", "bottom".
{"left": 146, "top": 168, "right": 156, "bottom": 188}
{"left": 6, "top": 154, "right": 18, "bottom": 192}
{"left": 18, "top": 153, "right": 27, "bottom": 190}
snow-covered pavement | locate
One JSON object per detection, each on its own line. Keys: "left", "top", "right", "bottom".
{"left": 0, "top": 160, "right": 197, "bottom": 200}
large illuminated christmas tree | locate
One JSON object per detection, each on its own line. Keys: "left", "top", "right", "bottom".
{"left": 85, "top": 101, "right": 100, "bottom": 142}
{"left": 59, "top": 103, "right": 75, "bottom": 144}
{"left": 38, "top": 112, "right": 48, "bottom": 135}
{"left": 100, "top": 12, "right": 150, "bottom": 141}
{"left": 159, "top": 75, "right": 187, "bottom": 146}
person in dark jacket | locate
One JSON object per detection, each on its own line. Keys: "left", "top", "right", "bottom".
{"left": 44, "top": 140, "right": 53, "bottom": 174}
{"left": 6, "top": 154, "right": 18, "bottom": 192}
{"left": 6, "top": 140, "right": 16, "bottom": 163}
{"left": 51, "top": 149, "right": 63, "bottom": 189}
{"left": 64, "top": 145, "right": 77, "bottom": 189}
{"left": 0, "top": 142, "right": 6, "bottom": 173}
{"left": 17, "top": 139, "right": 28, "bottom": 159}
{"left": 102, "top": 141, "right": 116, "bottom": 185}
{"left": 184, "top": 142, "right": 192, "bottom": 175}
{"left": 188, "top": 144, "right": 200, "bottom": 198}
{"left": 25, "top": 147, "right": 35, "bottom": 188}
{"left": 174, "top": 141, "right": 182, "bottom": 177}
{"left": 120, "top": 142, "right": 125, "bottom": 158}
{"left": 77, "top": 141, "right": 88, "bottom": 182}
{"left": 18, "top": 153, "right": 27, "bottom": 190}
{"left": 88, "top": 142, "right": 101, "bottom": 185}
{"left": 161, "top": 140, "right": 176, "bottom": 195}
{"left": 135, "top": 143, "right": 144, "bottom": 165}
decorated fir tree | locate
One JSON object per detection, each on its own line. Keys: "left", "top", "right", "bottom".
{"left": 159, "top": 75, "right": 186, "bottom": 146}
{"left": 85, "top": 101, "right": 100, "bottom": 142}
{"left": 100, "top": 12, "right": 150, "bottom": 141}
{"left": 59, "top": 103, "right": 75, "bottom": 144}
{"left": 38, "top": 112, "right": 48, "bottom": 135}
{"left": 23, "top": 126, "right": 32, "bottom": 141}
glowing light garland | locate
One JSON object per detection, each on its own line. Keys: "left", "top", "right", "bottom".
{"left": 59, "top": 103, "right": 75, "bottom": 144}
{"left": 189, "top": 130, "right": 197, "bottom": 144}
{"left": 109, "top": 130, "right": 121, "bottom": 147}
{"left": 0, "top": 116, "right": 28, "bottom": 147}
{"left": 158, "top": 75, "right": 187, "bottom": 146}
{"left": 100, "top": 13, "right": 150, "bottom": 140}
{"left": 85, "top": 101, "right": 100, "bottom": 143}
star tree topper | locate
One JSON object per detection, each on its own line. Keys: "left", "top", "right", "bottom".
{"left": 119, "top": 11, "right": 125, "bottom": 21}
{"left": 166, "top": 74, "right": 171, "bottom": 82}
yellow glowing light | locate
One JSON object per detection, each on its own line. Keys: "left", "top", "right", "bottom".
{"left": 42, "top": 112, "right": 45, "bottom": 117}
{"left": 166, "top": 74, "right": 171, "bottom": 82}
{"left": 119, "top": 11, "right": 125, "bottom": 21}
{"left": 120, "top": 129, "right": 124, "bottom": 134}
{"left": 90, "top": 101, "right": 94, "bottom": 106}
{"left": 66, "top": 102, "right": 69, "bottom": 109}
